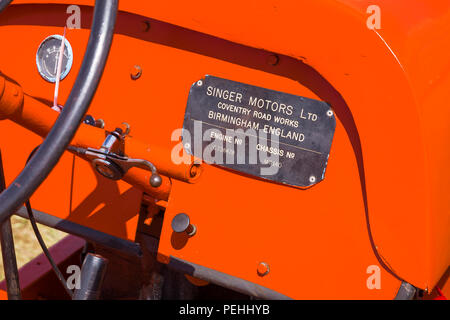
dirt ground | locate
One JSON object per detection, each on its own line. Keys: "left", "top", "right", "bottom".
{"left": 0, "top": 215, "right": 67, "bottom": 281}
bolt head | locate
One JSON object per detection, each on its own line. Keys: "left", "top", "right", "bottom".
{"left": 309, "top": 176, "right": 317, "bottom": 184}
{"left": 257, "top": 262, "right": 270, "bottom": 277}
{"left": 95, "top": 119, "right": 105, "bottom": 129}
{"left": 267, "top": 54, "right": 279, "bottom": 66}
{"left": 130, "top": 65, "right": 142, "bottom": 80}
{"left": 141, "top": 21, "right": 150, "bottom": 32}
{"left": 190, "top": 164, "right": 201, "bottom": 178}
{"left": 96, "top": 165, "right": 115, "bottom": 179}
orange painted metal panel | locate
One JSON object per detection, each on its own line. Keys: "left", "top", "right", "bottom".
{"left": 0, "top": 15, "right": 143, "bottom": 240}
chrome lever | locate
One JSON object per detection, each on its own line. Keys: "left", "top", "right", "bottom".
{"left": 68, "top": 126, "right": 162, "bottom": 188}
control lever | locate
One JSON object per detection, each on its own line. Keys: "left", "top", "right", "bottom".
{"left": 68, "top": 126, "right": 163, "bottom": 188}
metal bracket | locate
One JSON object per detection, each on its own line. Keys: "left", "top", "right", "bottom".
{"left": 68, "top": 126, "right": 162, "bottom": 188}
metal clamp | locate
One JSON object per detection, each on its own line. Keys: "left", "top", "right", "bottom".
{"left": 69, "top": 126, "right": 162, "bottom": 188}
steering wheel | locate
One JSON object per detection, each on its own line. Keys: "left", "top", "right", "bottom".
{"left": 0, "top": 0, "right": 119, "bottom": 223}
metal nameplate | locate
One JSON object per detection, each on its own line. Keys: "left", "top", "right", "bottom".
{"left": 182, "top": 75, "right": 336, "bottom": 187}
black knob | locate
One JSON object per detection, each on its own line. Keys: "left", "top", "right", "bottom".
{"left": 171, "top": 213, "right": 196, "bottom": 236}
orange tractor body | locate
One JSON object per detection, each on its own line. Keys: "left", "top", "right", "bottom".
{"left": 0, "top": 0, "right": 448, "bottom": 299}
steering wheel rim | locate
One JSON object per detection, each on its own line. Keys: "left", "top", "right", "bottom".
{"left": 0, "top": 0, "right": 118, "bottom": 223}
{"left": 0, "top": 1, "right": 13, "bottom": 14}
